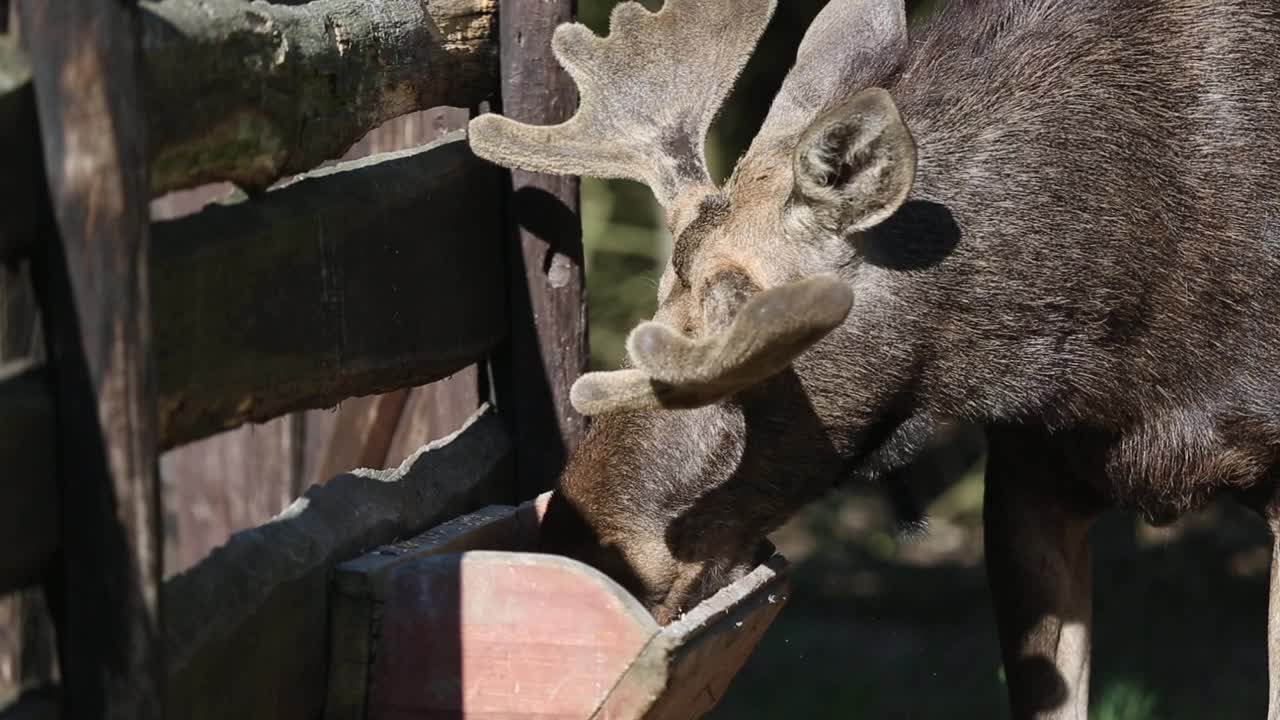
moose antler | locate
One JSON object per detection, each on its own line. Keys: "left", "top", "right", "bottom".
{"left": 570, "top": 275, "right": 854, "bottom": 415}
{"left": 468, "top": 0, "right": 777, "bottom": 224}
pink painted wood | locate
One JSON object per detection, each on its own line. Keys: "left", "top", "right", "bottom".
{"left": 330, "top": 494, "right": 791, "bottom": 720}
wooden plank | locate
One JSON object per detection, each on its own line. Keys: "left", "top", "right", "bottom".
{"left": 495, "top": 0, "right": 588, "bottom": 501}
{"left": 384, "top": 368, "right": 483, "bottom": 469}
{"left": 18, "top": 0, "right": 164, "bottom": 717}
{"left": 0, "top": 36, "right": 39, "bottom": 264}
{"left": 164, "top": 404, "right": 512, "bottom": 720}
{"left": 328, "top": 519, "right": 790, "bottom": 719}
{"left": 312, "top": 391, "right": 409, "bottom": 484}
{"left": 151, "top": 133, "right": 505, "bottom": 449}
{"left": 0, "top": 2, "right": 496, "bottom": 200}
{"left": 0, "top": 363, "right": 55, "bottom": 593}
{"left": 158, "top": 416, "right": 308, "bottom": 577}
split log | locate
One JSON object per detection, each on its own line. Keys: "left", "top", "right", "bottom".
{"left": 151, "top": 132, "right": 505, "bottom": 448}
{"left": 141, "top": 0, "right": 498, "bottom": 195}
{"left": 19, "top": 0, "right": 165, "bottom": 715}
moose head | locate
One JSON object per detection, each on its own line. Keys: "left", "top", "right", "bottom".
{"left": 470, "top": 0, "right": 927, "bottom": 624}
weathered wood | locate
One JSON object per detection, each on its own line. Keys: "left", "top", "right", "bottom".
{"left": 165, "top": 405, "right": 512, "bottom": 720}
{"left": 20, "top": 0, "right": 164, "bottom": 717}
{"left": 151, "top": 132, "right": 505, "bottom": 449}
{"left": 326, "top": 494, "right": 790, "bottom": 720}
{"left": 313, "top": 391, "right": 409, "bottom": 482}
{"left": 600, "top": 555, "right": 791, "bottom": 720}
{"left": 385, "top": 368, "right": 484, "bottom": 468}
{"left": 0, "top": 363, "right": 55, "bottom": 593}
{"left": 495, "top": 0, "right": 588, "bottom": 501}
{"left": 158, "top": 416, "right": 308, "bottom": 577}
{"left": 141, "top": 0, "right": 496, "bottom": 194}
{"left": 0, "top": 36, "right": 39, "bottom": 264}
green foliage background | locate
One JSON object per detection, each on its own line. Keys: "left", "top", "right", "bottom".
{"left": 574, "top": 2, "right": 1272, "bottom": 717}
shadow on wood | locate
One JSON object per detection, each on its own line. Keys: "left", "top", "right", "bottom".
{"left": 327, "top": 494, "right": 790, "bottom": 719}
{"left": 165, "top": 405, "right": 512, "bottom": 720}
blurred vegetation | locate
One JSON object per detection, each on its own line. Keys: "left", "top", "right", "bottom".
{"left": 577, "top": 1, "right": 1272, "bottom": 717}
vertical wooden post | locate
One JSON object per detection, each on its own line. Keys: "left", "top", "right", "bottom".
{"left": 496, "top": 0, "right": 587, "bottom": 501}
{"left": 18, "top": 0, "right": 163, "bottom": 717}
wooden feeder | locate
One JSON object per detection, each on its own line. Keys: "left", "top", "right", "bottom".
{"left": 325, "top": 494, "right": 791, "bottom": 719}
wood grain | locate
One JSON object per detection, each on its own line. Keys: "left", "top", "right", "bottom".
{"left": 150, "top": 133, "right": 505, "bottom": 448}
{"left": 164, "top": 405, "right": 512, "bottom": 720}
{"left": 18, "top": 0, "right": 164, "bottom": 716}
{"left": 495, "top": 0, "right": 588, "bottom": 501}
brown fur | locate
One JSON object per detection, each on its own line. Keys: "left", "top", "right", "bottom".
{"left": 474, "top": 0, "right": 1280, "bottom": 716}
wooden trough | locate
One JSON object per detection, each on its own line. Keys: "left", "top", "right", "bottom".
{"left": 326, "top": 494, "right": 791, "bottom": 720}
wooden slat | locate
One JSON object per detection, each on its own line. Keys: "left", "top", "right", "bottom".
{"left": 384, "top": 367, "right": 483, "bottom": 469}
{"left": 495, "top": 0, "right": 588, "bottom": 500}
{"left": 151, "top": 132, "right": 504, "bottom": 449}
{"left": 311, "top": 391, "right": 409, "bottom": 484}
{"left": 164, "top": 404, "right": 512, "bottom": 720}
{"left": 158, "top": 416, "right": 308, "bottom": 578}
{"left": 18, "top": 0, "right": 164, "bottom": 717}
{"left": 0, "top": 364, "right": 54, "bottom": 594}
{"left": 0, "top": 3, "right": 497, "bottom": 204}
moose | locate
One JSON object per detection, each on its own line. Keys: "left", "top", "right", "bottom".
{"left": 468, "top": 0, "right": 1280, "bottom": 717}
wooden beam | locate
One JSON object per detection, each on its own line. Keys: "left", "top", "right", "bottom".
{"left": 141, "top": 0, "right": 498, "bottom": 195}
{"left": 0, "top": 2, "right": 497, "bottom": 207}
{"left": 0, "top": 363, "right": 54, "bottom": 594}
{"left": 164, "top": 404, "right": 511, "bottom": 720}
{"left": 151, "top": 133, "right": 505, "bottom": 449}
{"left": 495, "top": 0, "right": 588, "bottom": 501}
{"left": 18, "top": 0, "right": 164, "bottom": 717}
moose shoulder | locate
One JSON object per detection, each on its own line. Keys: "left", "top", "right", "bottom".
{"left": 468, "top": 0, "right": 1280, "bottom": 718}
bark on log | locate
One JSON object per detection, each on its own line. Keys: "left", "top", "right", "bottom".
{"left": 140, "top": 0, "right": 498, "bottom": 195}
{"left": 494, "top": 0, "right": 587, "bottom": 501}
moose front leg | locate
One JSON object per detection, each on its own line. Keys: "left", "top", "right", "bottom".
{"left": 983, "top": 427, "right": 1099, "bottom": 720}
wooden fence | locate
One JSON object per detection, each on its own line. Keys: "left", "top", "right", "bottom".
{"left": 0, "top": 0, "right": 584, "bottom": 717}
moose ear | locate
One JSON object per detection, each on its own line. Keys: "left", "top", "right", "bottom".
{"left": 788, "top": 87, "right": 917, "bottom": 236}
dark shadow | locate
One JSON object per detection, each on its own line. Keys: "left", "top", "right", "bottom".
{"left": 512, "top": 185, "right": 586, "bottom": 275}
{"left": 29, "top": 192, "right": 162, "bottom": 717}
{"left": 493, "top": 181, "right": 584, "bottom": 502}
{"left": 862, "top": 199, "right": 962, "bottom": 272}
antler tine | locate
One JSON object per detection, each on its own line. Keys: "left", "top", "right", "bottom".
{"left": 570, "top": 274, "right": 854, "bottom": 415}
{"left": 468, "top": 0, "right": 777, "bottom": 216}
